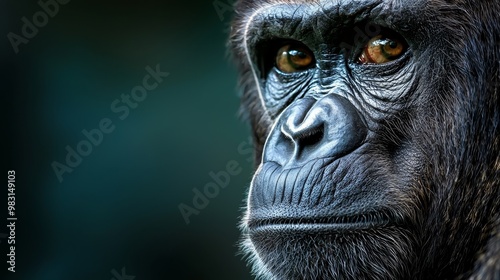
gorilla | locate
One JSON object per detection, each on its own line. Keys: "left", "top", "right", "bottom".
{"left": 229, "top": 0, "right": 499, "bottom": 279}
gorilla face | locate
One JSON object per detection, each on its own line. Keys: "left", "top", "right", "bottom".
{"left": 229, "top": 0, "right": 500, "bottom": 279}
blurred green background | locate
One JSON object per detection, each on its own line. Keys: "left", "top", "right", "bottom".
{"left": 3, "top": 0, "right": 255, "bottom": 279}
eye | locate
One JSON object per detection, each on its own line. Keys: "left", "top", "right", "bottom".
{"left": 275, "top": 44, "right": 315, "bottom": 73}
{"left": 358, "top": 35, "right": 407, "bottom": 64}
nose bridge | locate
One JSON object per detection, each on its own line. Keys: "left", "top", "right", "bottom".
{"left": 263, "top": 94, "right": 367, "bottom": 168}
{"left": 317, "top": 53, "right": 341, "bottom": 87}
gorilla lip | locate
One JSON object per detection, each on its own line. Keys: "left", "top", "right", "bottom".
{"left": 248, "top": 211, "right": 393, "bottom": 232}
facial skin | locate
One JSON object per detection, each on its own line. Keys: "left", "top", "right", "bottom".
{"left": 229, "top": 0, "right": 500, "bottom": 279}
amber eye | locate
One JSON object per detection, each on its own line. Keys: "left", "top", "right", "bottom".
{"left": 358, "top": 35, "right": 406, "bottom": 64}
{"left": 275, "top": 44, "right": 314, "bottom": 73}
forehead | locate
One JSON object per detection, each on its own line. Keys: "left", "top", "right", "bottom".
{"left": 233, "top": 0, "right": 450, "bottom": 32}
{"left": 240, "top": 0, "right": 446, "bottom": 4}
{"left": 238, "top": 0, "right": 399, "bottom": 30}
{"left": 231, "top": 0, "right": 462, "bottom": 54}
{"left": 237, "top": 0, "right": 405, "bottom": 20}
{"left": 236, "top": 0, "right": 453, "bottom": 13}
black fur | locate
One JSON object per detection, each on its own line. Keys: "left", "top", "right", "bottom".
{"left": 229, "top": 0, "right": 500, "bottom": 279}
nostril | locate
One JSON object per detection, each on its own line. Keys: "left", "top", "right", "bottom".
{"left": 297, "top": 124, "right": 324, "bottom": 148}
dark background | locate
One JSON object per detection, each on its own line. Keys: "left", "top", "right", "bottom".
{"left": 3, "top": 1, "right": 254, "bottom": 279}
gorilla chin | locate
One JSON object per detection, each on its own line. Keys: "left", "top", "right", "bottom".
{"left": 245, "top": 223, "right": 416, "bottom": 280}
{"left": 243, "top": 158, "right": 418, "bottom": 280}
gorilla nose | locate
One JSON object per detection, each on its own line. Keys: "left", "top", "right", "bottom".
{"left": 263, "top": 95, "right": 367, "bottom": 167}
